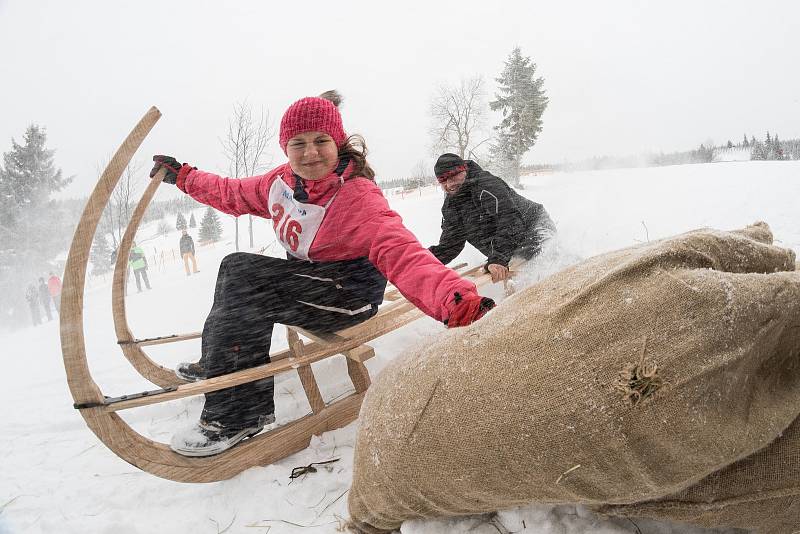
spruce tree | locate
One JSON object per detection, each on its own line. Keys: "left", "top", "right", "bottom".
{"left": 176, "top": 212, "right": 187, "bottom": 231}
{"left": 0, "top": 124, "right": 72, "bottom": 328}
{"left": 0, "top": 167, "right": 12, "bottom": 231}
{"left": 490, "top": 47, "right": 549, "bottom": 187}
{"left": 763, "top": 132, "right": 776, "bottom": 160}
{"left": 90, "top": 233, "right": 113, "bottom": 275}
{"left": 189, "top": 212, "right": 197, "bottom": 228}
{"left": 1, "top": 124, "right": 72, "bottom": 228}
{"left": 199, "top": 206, "right": 223, "bottom": 243}
{"left": 485, "top": 139, "right": 517, "bottom": 180}
{"left": 742, "top": 134, "right": 749, "bottom": 147}
{"left": 752, "top": 140, "right": 766, "bottom": 160}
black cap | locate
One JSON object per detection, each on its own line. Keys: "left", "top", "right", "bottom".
{"left": 434, "top": 153, "right": 465, "bottom": 178}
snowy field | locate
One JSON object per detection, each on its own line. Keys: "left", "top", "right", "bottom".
{"left": 4, "top": 160, "right": 798, "bottom": 534}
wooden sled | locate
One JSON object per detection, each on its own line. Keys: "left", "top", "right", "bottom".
{"left": 61, "top": 107, "right": 494, "bottom": 483}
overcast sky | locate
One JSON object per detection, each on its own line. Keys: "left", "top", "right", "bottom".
{"left": 1, "top": 0, "right": 799, "bottom": 198}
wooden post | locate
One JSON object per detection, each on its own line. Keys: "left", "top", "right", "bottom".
{"left": 287, "top": 327, "right": 325, "bottom": 414}
{"left": 346, "top": 357, "right": 371, "bottom": 394}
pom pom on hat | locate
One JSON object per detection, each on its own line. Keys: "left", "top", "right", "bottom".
{"left": 279, "top": 90, "right": 347, "bottom": 153}
{"left": 318, "top": 90, "right": 343, "bottom": 107}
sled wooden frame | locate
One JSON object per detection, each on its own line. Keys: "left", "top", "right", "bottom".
{"left": 61, "top": 107, "right": 495, "bottom": 483}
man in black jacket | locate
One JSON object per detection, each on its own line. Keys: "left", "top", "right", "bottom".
{"left": 179, "top": 229, "right": 199, "bottom": 276}
{"left": 429, "top": 153, "right": 555, "bottom": 283}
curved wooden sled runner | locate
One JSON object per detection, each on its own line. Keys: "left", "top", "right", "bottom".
{"left": 61, "top": 107, "right": 494, "bottom": 482}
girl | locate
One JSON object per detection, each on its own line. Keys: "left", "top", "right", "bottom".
{"left": 151, "top": 91, "right": 494, "bottom": 457}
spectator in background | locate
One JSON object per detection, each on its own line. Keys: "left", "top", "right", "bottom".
{"left": 128, "top": 241, "right": 151, "bottom": 292}
{"left": 47, "top": 272, "right": 62, "bottom": 314}
{"left": 38, "top": 277, "right": 53, "bottom": 321}
{"left": 26, "top": 283, "right": 41, "bottom": 326}
{"left": 179, "top": 229, "right": 199, "bottom": 276}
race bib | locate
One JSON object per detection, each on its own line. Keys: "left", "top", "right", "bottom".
{"left": 267, "top": 175, "right": 336, "bottom": 261}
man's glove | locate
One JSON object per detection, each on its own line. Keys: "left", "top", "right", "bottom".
{"left": 486, "top": 263, "right": 510, "bottom": 283}
{"left": 150, "top": 155, "right": 183, "bottom": 185}
{"left": 444, "top": 291, "right": 495, "bottom": 328}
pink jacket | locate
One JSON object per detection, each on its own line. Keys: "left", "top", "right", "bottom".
{"left": 177, "top": 162, "right": 477, "bottom": 322}
{"left": 47, "top": 275, "right": 62, "bottom": 297}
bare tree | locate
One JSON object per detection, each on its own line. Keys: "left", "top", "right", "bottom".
{"left": 157, "top": 219, "right": 171, "bottom": 238}
{"left": 221, "top": 100, "right": 275, "bottom": 250}
{"left": 98, "top": 159, "right": 142, "bottom": 250}
{"left": 429, "top": 76, "right": 490, "bottom": 159}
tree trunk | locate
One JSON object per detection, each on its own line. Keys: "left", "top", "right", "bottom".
{"left": 248, "top": 215, "right": 254, "bottom": 249}
{"left": 234, "top": 218, "right": 239, "bottom": 252}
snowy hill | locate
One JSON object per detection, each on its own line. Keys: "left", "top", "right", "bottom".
{"left": 4, "top": 161, "right": 798, "bottom": 534}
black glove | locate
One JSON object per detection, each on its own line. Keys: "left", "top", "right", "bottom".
{"left": 150, "top": 155, "right": 183, "bottom": 185}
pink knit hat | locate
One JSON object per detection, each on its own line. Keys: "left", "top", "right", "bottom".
{"left": 279, "top": 93, "right": 347, "bottom": 153}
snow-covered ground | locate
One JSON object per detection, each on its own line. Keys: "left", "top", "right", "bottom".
{"left": 4, "top": 160, "right": 797, "bottom": 534}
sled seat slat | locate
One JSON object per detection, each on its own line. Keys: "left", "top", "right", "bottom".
{"left": 286, "top": 328, "right": 376, "bottom": 362}
{"left": 123, "top": 332, "right": 202, "bottom": 347}
{"left": 381, "top": 262, "right": 470, "bottom": 303}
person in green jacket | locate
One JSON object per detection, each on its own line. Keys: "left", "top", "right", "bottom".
{"left": 128, "top": 241, "right": 151, "bottom": 292}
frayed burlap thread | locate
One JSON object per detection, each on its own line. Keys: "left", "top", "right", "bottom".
{"left": 347, "top": 222, "right": 800, "bottom": 534}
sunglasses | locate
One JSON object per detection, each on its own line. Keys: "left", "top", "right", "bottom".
{"left": 436, "top": 165, "right": 467, "bottom": 183}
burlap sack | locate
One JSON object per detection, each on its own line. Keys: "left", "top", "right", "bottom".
{"left": 597, "top": 413, "right": 800, "bottom": 533}
{"left": 347, "top": 222, "right": 800, "bottom": 533}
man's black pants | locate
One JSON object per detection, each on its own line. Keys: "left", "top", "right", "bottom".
{"left": 515, "top": 208, "right": 557, "bottom": 261}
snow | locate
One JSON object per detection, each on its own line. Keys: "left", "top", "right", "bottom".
{"left": 712, "top": 147, "right": 751, "bottom": 162}
{"left": 4, "top": 160, "right": 797, "bottom": 534}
